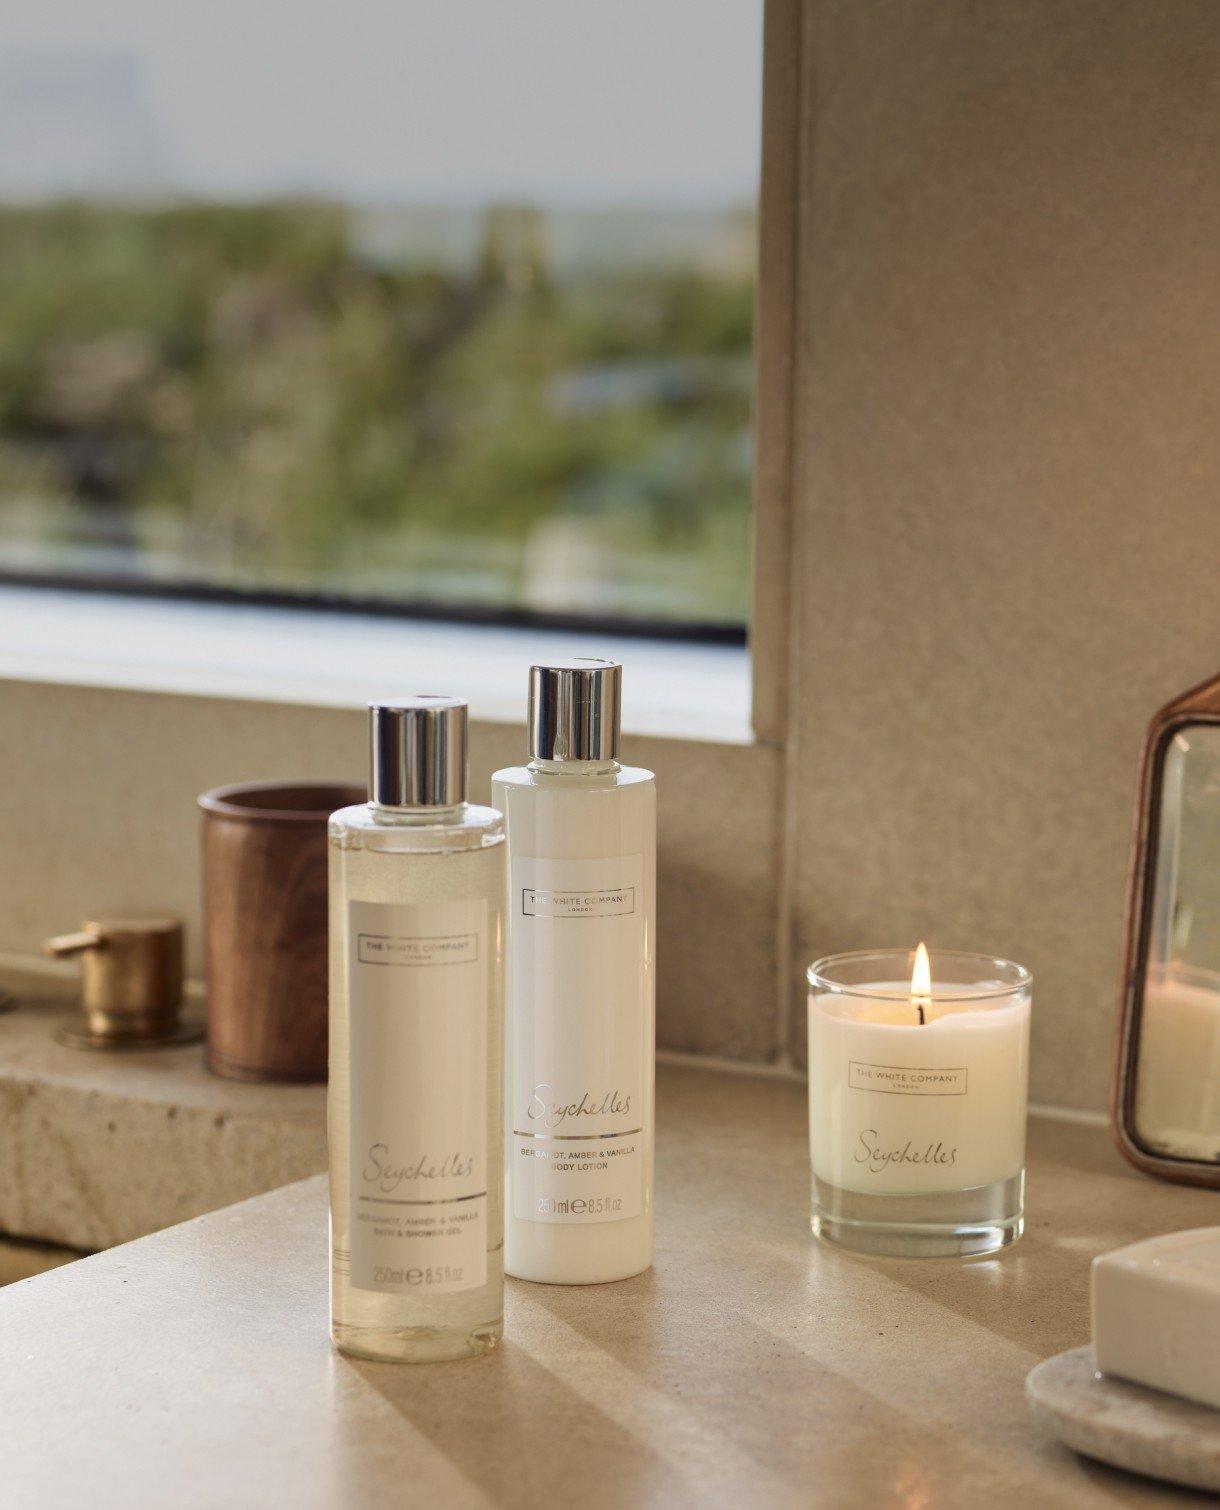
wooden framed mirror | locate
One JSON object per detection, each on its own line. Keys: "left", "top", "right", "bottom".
{"left": 1113, "top": 672, "right": 1220, "bottom": 1187}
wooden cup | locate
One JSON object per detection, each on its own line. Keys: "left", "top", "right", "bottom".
{"left": 199, "top": 781, "right": 364, "bottom": 1082}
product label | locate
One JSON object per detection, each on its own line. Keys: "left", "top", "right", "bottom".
{"left": 848, "top": 1061, "right": 968, "bottom": 1096}
{"left": 523, "top": 886, "right": 635, "bottom": 919}
{"left": 348, "top": 898, "right": 488, "bottom": 1294}
{"left": 509, "top": 855, "right": 648, "bottom": 1224}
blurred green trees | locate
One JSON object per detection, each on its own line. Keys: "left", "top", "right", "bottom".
{"left": 0, "top": 201, "right": 753, "bottom": 622}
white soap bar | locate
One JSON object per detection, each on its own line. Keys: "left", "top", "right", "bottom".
{"left": 1092, "top": 1227, "right": 1220, "bottom": 1411}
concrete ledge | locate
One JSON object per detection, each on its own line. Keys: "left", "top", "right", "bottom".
{"left": 0, "top": 991, "right": 325, "bottom": 1249}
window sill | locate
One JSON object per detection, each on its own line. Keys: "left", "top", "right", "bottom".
{"left": 0, "top": 586, "right": 752, "bottom": 745}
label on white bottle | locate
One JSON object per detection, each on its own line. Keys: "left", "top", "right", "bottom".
{"left": 348, "top": 897, "right": 488, "bottom": 1294}
{"left": 509, "top": 856, "right": 647, "bottom": 1224}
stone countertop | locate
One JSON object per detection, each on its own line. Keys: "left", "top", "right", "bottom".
{"left": 1, "top": 1064, "right": 1217, "bottom": 1510}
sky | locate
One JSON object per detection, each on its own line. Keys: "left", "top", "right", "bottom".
{"left": 0, "top": 1, "right": 763, "bottom": 207}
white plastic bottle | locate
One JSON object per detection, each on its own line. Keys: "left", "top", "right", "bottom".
{"left": 329, "top": 697, "right": 504, "bottom": 1361}
{"left": 493, "top": 658, "right": 656, "bottom": 1284}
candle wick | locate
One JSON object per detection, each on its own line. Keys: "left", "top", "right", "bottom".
{"left": 916, "top": 1001, "right": 926, "bottom": 1025}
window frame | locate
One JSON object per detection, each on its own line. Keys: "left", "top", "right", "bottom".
{"left": 749, "top": 0, "right": 802, "bottom": 748}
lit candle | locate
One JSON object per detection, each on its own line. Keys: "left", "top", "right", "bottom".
{"left": 807, "top": 946, "right": 1031, "bottom": 1258}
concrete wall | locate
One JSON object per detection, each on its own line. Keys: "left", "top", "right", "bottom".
{"left": 788, "top": 0, "right": 1220, "bottom": 1108}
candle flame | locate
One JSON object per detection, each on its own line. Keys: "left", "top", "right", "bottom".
{"left": 911, "top": 942, "right": 931, "bottom": 1024}
{"left": 911, "top": 942, "right": 931, "bottom": 999}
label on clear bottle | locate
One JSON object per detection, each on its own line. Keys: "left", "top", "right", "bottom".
{"left": 509, "top": 856, "right": 647, "bottom": 1224}
{"left": 348, "top": 898, "right": 488, "bottom": 1294}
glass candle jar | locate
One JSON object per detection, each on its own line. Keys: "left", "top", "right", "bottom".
{"left": 807, "top": 948, "right": 1031, "bottom": 1259}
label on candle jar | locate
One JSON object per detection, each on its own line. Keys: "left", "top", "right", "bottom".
{"left": 809, "top": 991, "right": 1030, "bottom": 1195}
{"left": 509, "top": 855, "right": 647, "bottom": 1224}
{"left": 848, "top": 1061, "right": 968, "bottom": 1096}
{"left": 347, "top": 898, "right": 488, "bottom": 1295}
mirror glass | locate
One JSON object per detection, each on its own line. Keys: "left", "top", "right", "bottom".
{"left": 1134, "top": 722, "right": 1220, "bottom": 1161}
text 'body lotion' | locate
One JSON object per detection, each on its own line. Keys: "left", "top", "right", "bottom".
{"left": 328, "top": 697, "right": 505, "bottom": 1362}
{"left": 493, "top": 659, "right": 656, "bottom": 1284}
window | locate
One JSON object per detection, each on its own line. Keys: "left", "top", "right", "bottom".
{"left": 0, "top": 3, "right": 762, "bottom": 631}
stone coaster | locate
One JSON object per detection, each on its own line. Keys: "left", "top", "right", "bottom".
{"left": 1027, "top": 1345, "right": 1220, "bottom": 1494}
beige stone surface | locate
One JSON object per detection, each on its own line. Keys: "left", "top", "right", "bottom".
{"left": 1, "top": 1062, "right": 1215, "bottom": 1509}
{"left": 787, "top": 0, "right": 1220, "bottom": 1108}
{"left": 0, "top": 679, "right": 783, "bottom": 1063}
{"left": 0, "top": 995, "right": 325, "bottom": 1249}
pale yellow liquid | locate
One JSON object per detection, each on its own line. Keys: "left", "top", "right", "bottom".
{"left": 328, "top": 801, "right": 504, "bottom": 1362}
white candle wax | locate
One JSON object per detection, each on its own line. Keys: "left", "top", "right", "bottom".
{"left": 808, "top": 983, "right": 1030, "bottom": 1196}
{"left": 1135, "top": 976, "right": 1220, "bottom": 1159}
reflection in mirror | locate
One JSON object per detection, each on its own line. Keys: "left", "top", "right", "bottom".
{"left": 1134, "top": 724, "right": 1220, "bottom": 1161}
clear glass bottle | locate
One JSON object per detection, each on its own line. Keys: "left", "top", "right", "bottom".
{"left": 329, "top": 697, "right": 504, "bottom": 1362}
{"left": 493, "top": 659, "right": 656, "bottom": 1285}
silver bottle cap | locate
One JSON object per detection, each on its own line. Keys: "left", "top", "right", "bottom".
{"left": 369, "top": 697, "right": 467, "bottom": 807}
{"left": 528, "top": 658, "right": 621, "bottom": 762}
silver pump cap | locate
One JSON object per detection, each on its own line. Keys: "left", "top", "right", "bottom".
{"left": 528, "top": 658, "right": 621, "bottom": 762}
{"left": 369, "top": 696, "right": 467, "bottom": 807}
